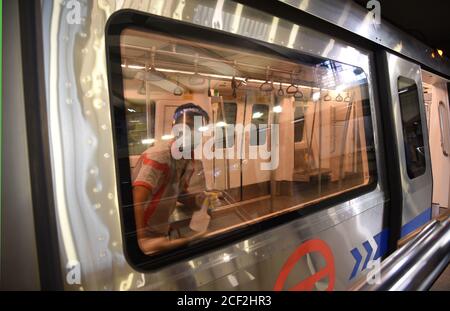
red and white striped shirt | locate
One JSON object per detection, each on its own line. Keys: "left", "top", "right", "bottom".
{"left": 132, "top": 142, "right": 205, "bottom": 236}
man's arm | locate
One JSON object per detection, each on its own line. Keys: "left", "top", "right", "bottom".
{"left": 137, "top": 233, "right": 204, "bottom": 254}
{"left": 133, "top": 186, "right": 204, "bottom": 254}
{"left": 132, "top": 186, "right": 151, "bottom": 242}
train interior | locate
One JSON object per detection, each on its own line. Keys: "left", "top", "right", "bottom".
{"left": 117, "top": 28, "right": 376, "bottom": 249}
{"left": 422, "top": 70, "right": 450, "bottom": 211}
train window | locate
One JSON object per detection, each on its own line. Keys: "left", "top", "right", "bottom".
{"left": 438, "top": 101, "right": 450, "bottom": 156}
{"left": 250, "top": 104, "right": 269, "bottom": 146}
{"left": 294, "top": 102, "right": 306, "bottom": 142}
{"left": 397, "top": 77, "right": 426, "bottom": 178}
{"left": 106, "top": 14, "right": 377, "bottom": 268}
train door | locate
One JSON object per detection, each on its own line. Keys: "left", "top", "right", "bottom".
{"left": 422, "top": 71, "right": 450, "bottom": 211}
{"left": 384, "top": 52, "right": 433, "bottom": 238}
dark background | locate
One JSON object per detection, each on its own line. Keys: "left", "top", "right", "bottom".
{"left": 353, "top": 0, "right": 450, "bottom": 56}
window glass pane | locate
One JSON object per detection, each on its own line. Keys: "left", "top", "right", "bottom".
{"left": 250, "top": 104, "right": 269, "bottom": 146}
{"left": 110, "top": 26, "right": 377, "bottom": 258}
{"left": 398, "top": 77, "right": 426, "bottom": 178}
{"left": 438, "top": 102, "right": 450, "bottom": 156}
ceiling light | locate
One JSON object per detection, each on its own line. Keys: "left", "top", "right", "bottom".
{"left": 161, "top": 134, "right": 174, "bottom": 140}
{"left": 252, "top": 112, "right": 264, "bottom": 119}
{"left": 141, "top": 138, "right": 155, "bottom": 144}
{"left": 312, "top": 92, "right": 321, "bottom": 101}
{"left": 273, "top": 106, "right": 282, "bottom": 113}
{"left": 216, "top": 121, "right": 227, "bottom": 127}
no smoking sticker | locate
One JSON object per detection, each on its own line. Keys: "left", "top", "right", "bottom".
{"left": 274, "top": 239, "right": 335, "bottom": 291}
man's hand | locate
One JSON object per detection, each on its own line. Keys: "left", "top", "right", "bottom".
{"left": 138, "top": 231, "right": 206, "bottom": 255}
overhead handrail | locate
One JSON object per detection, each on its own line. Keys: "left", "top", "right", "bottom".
{"left": 286, "top": 71, "right": 298, "bottom": 95}
{"left": 344, "top": 92, "right": 352, "bottom": 102}
{"left": 231, "top": 61, "right": 238, "bottom": 98}
{"left": 260, "top": 66, "right": 274, "bottom": 93}
{"left": 173, "top": 74, "right": 183, "bottom": 96}
{"left": 122, "top": 43, "right": 315, "bottom": 87}
{"left": 277, "top": 81, "right": 284, "bottom": 96}
{"left": 123, "top": 43, "right": 311, "bottom": 77}
{"left": 145, "top": 47, "right": 166, "bottom": 81}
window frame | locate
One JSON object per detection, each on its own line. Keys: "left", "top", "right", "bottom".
{"left": 105, "top": 10, "right": 378, "bottom": 271}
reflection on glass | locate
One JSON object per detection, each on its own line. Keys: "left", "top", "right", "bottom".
{"left": 116, "top": 28, "right": 377, "bottom": 255}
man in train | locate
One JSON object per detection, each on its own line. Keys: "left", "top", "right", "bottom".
{"left": 132, "top": 103, "right": 210, "bottom": 254}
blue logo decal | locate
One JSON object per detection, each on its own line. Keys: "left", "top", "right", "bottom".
{"left": 349, "top": 228, "right": 389, "bottom": 280}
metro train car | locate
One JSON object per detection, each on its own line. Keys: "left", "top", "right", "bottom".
{"left": 2, "top": 0, "right": 450, "bottom": 291}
